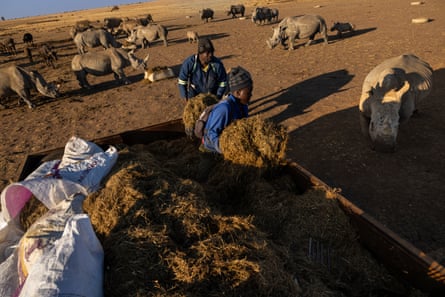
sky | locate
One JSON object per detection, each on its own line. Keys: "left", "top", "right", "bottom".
{"left": 3, "top": 0, "right": 149, "bottom": 20}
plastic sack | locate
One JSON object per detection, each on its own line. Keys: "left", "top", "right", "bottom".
{"left": 0, "top": 136, "right": 117, "bottom": 297}
{"left": 17, "top": 195, "right": 103, "bottom": 297}
{"left": 0, "top": 136, "right": 118, "bottom": 222}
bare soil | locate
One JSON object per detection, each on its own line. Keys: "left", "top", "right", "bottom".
{"left": 1, "top": 0, "right": 444, "bottom": 262}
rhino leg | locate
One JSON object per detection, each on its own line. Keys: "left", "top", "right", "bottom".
{"left": 74, "top": 71, "right": 90, "bottom": 89}
{"left": 16, "top": 88, "right": 35, "bottom": 109}
{"left": 113, "top": 69, "right": 130, "bottom": 84}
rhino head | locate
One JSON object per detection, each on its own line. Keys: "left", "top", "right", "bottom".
{"left": 368, "top": 81, "right": 410, "bottom": 152}
{"left": 128, "top": 50, "right": 149, "bottom": 70}
{"left": 30, "top": 71, "right": 60, "bottom": 99}
{"left": 266, "top": 26, "right": 283, "bottom": 49}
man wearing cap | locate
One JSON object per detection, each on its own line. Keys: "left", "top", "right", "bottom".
{"left": 201, "top": 66, "right": 253, "bottom": 153}
{"left": 178, "top": 38, "right": 228, "bottom": 101}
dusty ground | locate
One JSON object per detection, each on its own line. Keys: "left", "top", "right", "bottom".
{"left": 0, "top": 0, "right": 444, "bottom": 263}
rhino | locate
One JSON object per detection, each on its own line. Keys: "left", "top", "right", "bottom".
{"left": 252, "top": 7, "right": 272, "bottom": 25}
{"left": 227, "top": 5, "right": 245, "bottom": 18}
{"left": 186, "top": 31, "right": 199, "bottom": 43}
{"left": 39, "top": 43, "right": 58, "bottom": 69}
{"left": 71, "top": 47, "right": 149, "bottom": 88}
{"left": 120, "top": 19, "right": 140, "bottom": 36}
{"left": 267, "top": 15, "right": 328, "bottom": 50}
{"left": 23, "top": 33, "right": 33, "bottom": 46}
{"left": 200, "top": 8, "right": 214, "bottom": 23}
{"left": 359, "top": 54, "right": 433, "bottom": 152}
{"left": 0, "top": 65, "right": 60, "bottom": 109}
{"left": 73, "top": 28, "right": 119, "bottom": 54}
{"left": 126, "top": 24, "right": 168, "bottom": 48}
{"left": 330, "top": 22, "right": 355, "bottom": 38}
{"left": 103, "top": 17, "right": 123, "bottom": 35}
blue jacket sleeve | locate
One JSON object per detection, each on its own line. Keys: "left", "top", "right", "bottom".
{"left": 177, "top": 56, "right": 194, "bottom": 99}
{"left": 203, "top": 102, "right": 231, "bottom": 153}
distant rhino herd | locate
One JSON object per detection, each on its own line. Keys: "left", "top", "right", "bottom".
{"left": 0, "top": 4, "right": 434, "bottom": 152}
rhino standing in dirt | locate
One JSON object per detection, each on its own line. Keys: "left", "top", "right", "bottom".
{"left": 359, "top": 54, "right": 433, "bottom": 152}
{"left": 73, "top": 29, "right": 119, "bottom": 54}
{"left": 126, "top": 24, "right": 168, "bottom": 48}
{"left": 71, "top": 48, "right": 149, "bottom": 88}
{"left": 267, "top": 15, "right": 328, "bottom": 50}
{"left": 0, "top": 65, "right": 60, "bottom": 109}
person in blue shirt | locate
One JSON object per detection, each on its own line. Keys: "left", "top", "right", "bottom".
{"left": 177, "top": 38, "right": 228, "bottom": 101}
{"left": 202, "top": 66, "right": 253, "bottom": 153}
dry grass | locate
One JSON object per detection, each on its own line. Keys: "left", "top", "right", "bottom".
{"left": 220, "top": 115, "right": 288, "bottom": 167}
{"left": 182, "top": 93, "right": 219, "bottom": 132}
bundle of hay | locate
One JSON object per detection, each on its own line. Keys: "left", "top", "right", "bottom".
{"left": 182, "top": 93, "right": 219, "bottom": 134}
{"left": 220, "top": 115, "right": 288, "bottom": 167}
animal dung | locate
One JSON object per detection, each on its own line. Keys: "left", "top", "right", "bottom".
{"left": 411, "top": 17, "right": 430, "bottom": 24}
{"left": 410, "top": 1, "right": 424, "bottom": 5}
{"left": 144, "top": 66, "right": 175, "bottom": 82}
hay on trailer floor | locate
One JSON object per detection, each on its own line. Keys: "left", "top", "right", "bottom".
{"left": 83, "top": 138, "right": 417, "bottom": 297}
{"left": 20, "top": 137, "right": 424, "bottom": 297}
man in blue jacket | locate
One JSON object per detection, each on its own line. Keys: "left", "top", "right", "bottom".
{"left": 202, "top": 66, "right": 253, "bottom": 153}
{"left": 178, "top": 38, "right": 228, "bottom": 101}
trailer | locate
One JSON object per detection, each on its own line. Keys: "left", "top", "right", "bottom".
{"left": 15, "top": 119, "right": 445, "bottom": 296}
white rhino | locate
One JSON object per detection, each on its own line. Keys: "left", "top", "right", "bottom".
{"left": 359, "top": 54, "right": 433, "bottom": 152}
{"left": 71, "top": 47, "right": 149, "bottom": 88}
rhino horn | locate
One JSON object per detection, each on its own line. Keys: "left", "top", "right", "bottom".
{"left": 397, "top": 80, "right": 410, "bottom": 97}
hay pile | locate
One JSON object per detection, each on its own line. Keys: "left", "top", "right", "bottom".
{"left": 220, "top": 116, "right": 288, "bottom": 167}
{"left": 83, "top": 138, "right": 416, "bottom": 297}
{"left": 182, "top": 93, "right": 219, "bottom": 133}
{"left": 20, "top": 138, "right": 423, "bottom": 296}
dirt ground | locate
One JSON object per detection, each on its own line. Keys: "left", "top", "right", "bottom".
{"left": 0, "top": 0, "right": 444, "bottom": 263}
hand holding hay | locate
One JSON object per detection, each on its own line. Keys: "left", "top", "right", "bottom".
{"left": 219, "top": 116, "right": 288, "bottom": 167}
{"left": 182, "top": 93, "right": 219, "bottom": 137}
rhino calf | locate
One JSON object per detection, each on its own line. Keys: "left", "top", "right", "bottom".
{"left": 71, "top": 48, "right": 149, "bottom": 88}
{"left": 267, "top": 15, "right": 328, "bottom": 50}
{"left": 0, "top": 65, "right": 60, "bottom": 109}
{"left": 186, "top": 31, "right": 199, "bottom": 43}
{"left": 330, "top": 22, "right": 355, "bottom": 38}
{"left": 359, "top": 54, "right": 433, "bottom": 152}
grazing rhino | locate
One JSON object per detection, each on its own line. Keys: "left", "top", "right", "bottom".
{"left": 252, "top": 7, "right": 272, "bottom": 25}
{"left": 1, "top": 38, "right": 17, "bottom": 55}
{"left": 0, "top": 65, "right": 60, "bottom": 109}
{"left": 227, "top": 5, "right": 245, "bottom": 18}
{"left": 330, "top": 22, "right": 355, "bottom": 38}
{"left": 73, "top": 29, "right": 119, "bottom": 54}
{"left": 71, "top": 47, "right": 149, "bottom": 88}
{"left": 359, "top": 54, "right": 433, "bottom": 152}
{"left": 39, "top": 43, "right": 58, "bottom": 69}
{"left": 200, "top": 8, "right": 214, "bottom": 23}
{"left": 267, "top": 15, "right": 328, "bottom": 50}
{"left": 126, "top": 24, "right": 168, "bottom": 48}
